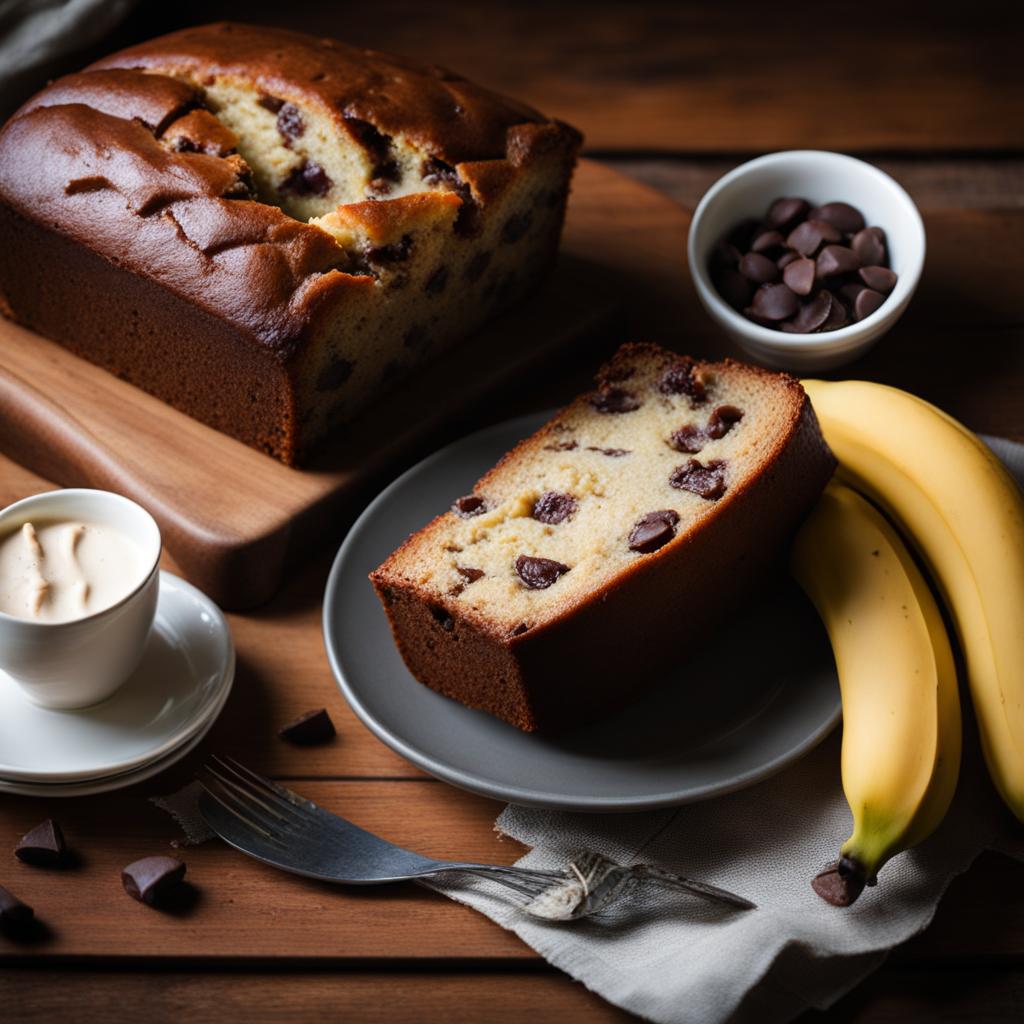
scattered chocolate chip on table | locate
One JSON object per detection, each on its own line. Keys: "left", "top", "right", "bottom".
{"left": 278, "top": 708, "right": 337, "bottom": 746}
{"left": 14, "top": 819, "right": 66, "bottom": 867}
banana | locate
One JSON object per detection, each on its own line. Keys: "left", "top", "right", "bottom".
{"left": 803, "top": 379, "right": 1024, "bottom": 823}
{"left": 791, "top": 481, "right": 961, "bottom": 906}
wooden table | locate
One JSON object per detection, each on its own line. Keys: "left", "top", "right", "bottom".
{"left": 2, "top": 4, "right": 1023, "bottom": 1021}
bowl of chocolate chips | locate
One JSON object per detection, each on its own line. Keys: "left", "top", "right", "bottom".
{"left": 688, "top": 151, "right": 925, "bottom": 371}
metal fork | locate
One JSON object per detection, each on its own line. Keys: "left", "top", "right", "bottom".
{"left": 197, "top": 756, "right": 756, "bottom": 917}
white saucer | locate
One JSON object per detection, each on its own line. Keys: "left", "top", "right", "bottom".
{"left": 0, "top": 694, "right": 224, "bottom": 797}
{"left": 0, "top": 572, "right": 234, "bottom": 784}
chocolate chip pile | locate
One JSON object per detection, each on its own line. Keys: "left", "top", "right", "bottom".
{"left": 710, "top": 198, "right": 897, "bottom": 333}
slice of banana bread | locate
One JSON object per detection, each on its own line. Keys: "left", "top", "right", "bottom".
{"left": 370, "top": 343, "right": 836, "bottom": 732}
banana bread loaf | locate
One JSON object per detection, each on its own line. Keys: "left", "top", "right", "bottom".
{"left": 0, "top": 22, "right": 581, "bottom": 463}
{"left": 371, "top": 343, "right": 836, "bottom": 732}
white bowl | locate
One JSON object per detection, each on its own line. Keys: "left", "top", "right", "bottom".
{"left": 688, "top": 151, "right": 926, "bottom": 372}
{"left": 0, "top": 489, "right": 161, "bottom": 709}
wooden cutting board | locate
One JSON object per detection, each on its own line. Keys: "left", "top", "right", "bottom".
{"left": 0, "top": 160, "right": 697, "bottom": 609}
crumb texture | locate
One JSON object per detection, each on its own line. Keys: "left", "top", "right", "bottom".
{"left": 371, "top": 343, "right": 837, "bottom": 731}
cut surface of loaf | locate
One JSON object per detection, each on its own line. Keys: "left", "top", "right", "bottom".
{"left": 0, "top": 22, "right": 580, "bottom": 463}
{"left": 371, "top": 343, "right": 836, "bottom": 732}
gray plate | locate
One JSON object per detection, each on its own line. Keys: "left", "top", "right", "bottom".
{"left": 323, "top": 412, "right": 841, "bottom": 812}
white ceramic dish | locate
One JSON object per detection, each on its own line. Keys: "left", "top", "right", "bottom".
{"left": 688, "top": 150, "right": 926, "bottom": 372}
{"left": 0, "top": 572, "right": 234, "bottom": 783}
{"left": 323, "top": 412, "right": 842, "bottom": 812}
{"left": 0, "top": 488, "right": 162, "bottom": 708}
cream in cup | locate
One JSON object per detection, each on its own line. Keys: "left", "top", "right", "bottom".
{"left": 0, "top": 489, "right": 161, "bottom": 709}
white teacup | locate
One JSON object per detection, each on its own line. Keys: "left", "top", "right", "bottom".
{"left": 0, "top": 489, "right": 161, "bottom": 709}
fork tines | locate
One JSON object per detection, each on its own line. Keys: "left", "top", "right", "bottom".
{"left": 198, "top": 756, "right": 319, "bottom": 845}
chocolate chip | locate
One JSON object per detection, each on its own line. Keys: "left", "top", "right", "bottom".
{"left": 544, "top": 440, "right": 578, "bottom": 451}
{"left": 279, "top": 160, "right": 332, "bottom": 197}
{"left": 776, "top": 250, "right": 799, "bottom": 269}
{"left": 345, "top": 116, "right": 392, "bottom": 164}
{"left": 782, "top": 256, "right": 816, "bottom": 296}
{"left": 425, "top": 266, "right": 448, "bottom": 295}
{"left": 748, "top": 282, "right": 799, "bottom": 321}
{"left": 786, "top": 219, "right": 840, "bottom": 256}
{"left": 766, "top": 196, "right": 810, "bottom": 229}
{"left": 316, "top": 357, "right": 354, "bottom": 391}
{"left": 713, "top": 268, "right": 753, "bottom": 310}
{"left": 821, "top": 295, "right": 850, "bottom": 330}
{"left": 839, "top": 281, "right": 867, "bottom": 306}
{"left": 585, "top": 446, "right": 631, "bottom": 457}
{"left": 810, "top": 202, "right": 866, "bottom": 234}
{"left": 276, "top": 102, "right": 305, "bottom": 141}
{"left": 659, "top": 360, "right": 707, "bottom": 403}
{"left": 0, "top": 885, "right": 34, "bottom": 927}
{"left": 858, "top": 265, "right": 897, "bottom": 293}
{"left": 670, "top": 459, "right": 727, "bottom": 500}
{"left": 258, "top": 94, "right": 285, "bottom": 113}
{"left": 14, "top": 819, "right": 65, "bottom": 867}
{"left": 456, "top": 566, "right": 484, "bottom": 584}
{"left": 452, "top": 495, "right": 487, "bottom": 518}
{"left": 532, "top": 491, "right": 577, "bottom": 525}
{"left": 706, "top": 404, "right": 744, "bottom": 439}
{"left": 853, "top": 288, "right": 885, "bottom": 321}
{"left": 366, "top": 235, "right": 412, "bottom": 265}
{"left": 421, "top": 156, "right": 462, "bottom": 190}
{"left": 628, "top": 510, "right": 680, "bottom": 553}
{"left": 502, "top": 212, "right": 532, "bottom": 243}
{"left": 782, "top": 290, "right": 834, "bottom": 333}
{"left": 509, "top": 622, "right": 530, "bottom": 637}
{"left": 711, "top": 240, "right": 742, "bottom": 269}
{"left": 851, "top": 227, "right": 887, "bottom": 267}
{"left": 749, "top": 230, "right": 786, "bottom": 254}
{"left": 816, "top": 244, "right": 861, "bottom": 278}
{"left": 278, "top": 708, "right": 336, "bottom": 745}
{"left": 430, "top": 605, "right": 454, "bottom": 631}
{"left": 514, "top": 555, "right": 570, "bottom": 590}
{"left": 122, "top": 856, "right": 186, "bottom": 907}
{"left": 739, "top": 252, "right": 780, "bottom": 284}
{"left": 589, "top": 388, "right": 641, "bottom": 414}
{"left": 669, "top": 424, "right": 705, "bottom": 453}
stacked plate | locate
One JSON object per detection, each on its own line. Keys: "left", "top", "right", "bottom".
{"left": 0, "top": 573, "right": 234, "bottom": 797}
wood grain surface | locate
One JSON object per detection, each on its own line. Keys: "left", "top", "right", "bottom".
{"left": 2, "top": 4, "right": 1024, "bottom": 1021}
{"left": 9, "top": 1, "right": 1022, "bottom": 154}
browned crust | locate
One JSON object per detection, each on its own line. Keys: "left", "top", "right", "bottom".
{"left": 320, "top": 192, "right": 462, "bottom": 244}
{"left": 0, "top": 202, "right": 298, "bottom": 461}
{"left": 370, "top": 343, "right": 836, "bottom": 732}
{"left": 89, "top": 22, "right": 581, "bottom": 167}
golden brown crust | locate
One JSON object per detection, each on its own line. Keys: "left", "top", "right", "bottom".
{"left": 371, "top": 344, "right": 837, "bottom": 732}
{"left": 318, "top": 192, "right": 462, "bottom": 245}
{"left": 90, "top": 22, "right": 576, "bottom": 166}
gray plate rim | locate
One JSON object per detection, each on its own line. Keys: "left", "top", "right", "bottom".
{"left": 322, "top": 411, "right": 841, "bottom": 812}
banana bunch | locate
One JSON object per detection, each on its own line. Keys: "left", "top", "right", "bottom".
{"left": 792, "top": 379, "right": 1024, "bottom": 906}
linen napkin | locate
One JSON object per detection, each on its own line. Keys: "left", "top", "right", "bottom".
{"left": 155, "top": 437, "right": 1024, "bottom": 1024}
